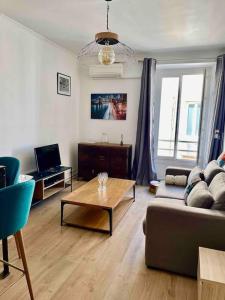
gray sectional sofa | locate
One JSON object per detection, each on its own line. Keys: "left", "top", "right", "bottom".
{"left": 143, "top": 160, "right": 225, "bottom": 277}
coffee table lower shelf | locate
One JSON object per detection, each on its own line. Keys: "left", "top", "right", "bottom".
{"left": 61, "top": 196, "right": 134, "bottom": 236}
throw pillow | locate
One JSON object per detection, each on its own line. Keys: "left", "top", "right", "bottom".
{"left": 174, "top": 175, "right": 187, "bottom": 186}
{"left": 204, "top": 160, "right": 225, "bottom": 185}
{"left": 187, "top": 181, "right": 214, "bottom": 209}
{"left": 165, "top": 175, "right": 187, "bottom": 186}
{"left": 209, "top": 172, "right": 225, "bottom": 211}
{"left": 184, "top": 166, "right": 204, "bottom": 201}
{"left": 187, "top": 166, "right": 204, "bottom": 186}
{"left": 217, "top": 152, "right": 225, "bottom": 167}
{"left": 184, "top": 177, "right": 201, "bottom": 202}
{"left": 165, "top": 175, "right": 174, "bottom": 185}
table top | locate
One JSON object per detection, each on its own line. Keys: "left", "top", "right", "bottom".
{"left": 199, "top": 247, "right": 225, "bottom": 285}
{"left": 78, "top": 142, "right": 132, "bottom": 148}
{"left": 62, "top": 177, "right": 136, "bottom": 209}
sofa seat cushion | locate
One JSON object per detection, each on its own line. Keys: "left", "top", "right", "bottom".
{"left": 152, "top": 197, "right": 186, "bottom": 206}
{"left": 187, "top": 181, "right": 214, "bottom": 209}
{"left": 204, "top": 160, "right": 225, "bottom": 185}
{"left": 209, "top": 172, "right": 225, "bottom": 211}
{"left": 156, "top": 181, "right": 185, "bottom": 200}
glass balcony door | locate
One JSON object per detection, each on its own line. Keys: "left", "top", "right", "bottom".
{"left": 155, "top": 67, "right": 205, "bottom": 171}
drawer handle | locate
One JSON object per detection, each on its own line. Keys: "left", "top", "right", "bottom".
{"left": 99, "top": 156, "right": 105, "bottom": 160}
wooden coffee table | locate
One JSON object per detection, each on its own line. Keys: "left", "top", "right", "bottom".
{"left": 61, "top": 177, "right": 136, "bottom": 236}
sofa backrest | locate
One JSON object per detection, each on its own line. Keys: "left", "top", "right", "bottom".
{"left": 209, "top": 172, "right": 225, "bottom": 211}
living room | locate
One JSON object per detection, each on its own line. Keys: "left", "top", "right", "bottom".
{"left": 1, "top": 0, "right": 225, "bottom": 299}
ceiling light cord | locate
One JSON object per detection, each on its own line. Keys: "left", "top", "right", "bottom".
{"left": 107, "top": 2, "right": 109, "bottom": 31}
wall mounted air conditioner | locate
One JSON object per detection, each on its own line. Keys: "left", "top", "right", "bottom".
{"left": 89, "top": 64, "right": 123, "bottom": 79}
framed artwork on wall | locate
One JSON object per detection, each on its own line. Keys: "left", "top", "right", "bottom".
{"left": 57, "top": 73, "right": 71, "bottom": 96}
{"left": 91, "top": 93, "right": 127, "bottom": 120}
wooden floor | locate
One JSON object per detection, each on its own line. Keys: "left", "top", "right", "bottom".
{"left": 0, "top": 180, "right": 197, "bottom": 300}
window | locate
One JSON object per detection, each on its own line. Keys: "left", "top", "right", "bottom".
{"left": 186, "top": 104, "right": 195, "bottom": 136}
{"left": 157, "top": 73, "right": 204, "bottom": 161}
{"left": 186, "top": 103, "right": 201, "bottom": 137}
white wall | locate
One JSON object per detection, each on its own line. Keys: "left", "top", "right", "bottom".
{"left": 1, "top": 13, "right": 224, "bottom": 179}
{"left": 0, "top": 15, "right": 80, "bottom": 173}
{"left": 79, "top": 65, "right": 141, "bottom": 152}
{"left": 79, "top": 55, "right": 220, "bottom": 178}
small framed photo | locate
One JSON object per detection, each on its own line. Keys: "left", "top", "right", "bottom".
{"left": 57, "top": 73, "right": 71, "bottom": 96}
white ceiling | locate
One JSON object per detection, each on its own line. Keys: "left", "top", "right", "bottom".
{"left": 1, "top": 0, "right": 225, "bottom": 54}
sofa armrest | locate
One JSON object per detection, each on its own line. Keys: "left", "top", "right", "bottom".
{"left": 165, "top": 166, "right": 192, "bottom": 177}
{"left": 145, "top": 202, "right": 225, "bottom": 276}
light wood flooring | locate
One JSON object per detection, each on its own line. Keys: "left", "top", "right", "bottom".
{"left": 0, "top": 180, "right": 197, "bottom": 300}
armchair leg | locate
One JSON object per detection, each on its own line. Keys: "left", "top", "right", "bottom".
{"left": 14, "top": 235, "right": 21, "bottom": 259}
{"left": 14, "top": 231, "right": 34, "bottom": 300}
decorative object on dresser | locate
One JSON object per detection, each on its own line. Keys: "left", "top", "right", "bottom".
{"left": 78, "top": 142, "right": 132, "bottom": 180}
{"left": 120, "top": 134, "right": 124, "bottom": 146}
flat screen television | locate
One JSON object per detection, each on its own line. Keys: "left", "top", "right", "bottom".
{"left": 34, "top": 144, "right": 61, "bottom": 173}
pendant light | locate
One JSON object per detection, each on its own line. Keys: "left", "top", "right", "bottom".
{"left": 78, "top": 0, "right": 134, "bottom": 65}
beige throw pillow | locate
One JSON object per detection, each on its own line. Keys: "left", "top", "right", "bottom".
{"left": 165, "top": 175, "right": 187, "bottom": 187}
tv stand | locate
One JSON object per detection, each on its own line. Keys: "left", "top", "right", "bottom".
{"left": 27, "top": 166, "right": 72, "bottom": 206}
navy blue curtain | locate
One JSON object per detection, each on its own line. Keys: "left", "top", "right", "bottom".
{"left": 209, "top": 54, "right": 225, "bottom": 161}
{"left": 132, "top": 58, "right": 157, "bottom": 185}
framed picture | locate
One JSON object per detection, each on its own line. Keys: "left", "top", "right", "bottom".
{"left": 91, "top": 93, "right": 127, "bottom": 120}
{"left": 57, "top": 73, "right": 71, "bottom": 96}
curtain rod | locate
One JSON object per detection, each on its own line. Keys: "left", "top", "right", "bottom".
{"left": 137, "top": 57, "right": 216, "bottom": 64}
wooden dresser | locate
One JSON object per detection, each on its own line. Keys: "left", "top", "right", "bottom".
{"left": 78, "top": 143, "right": 132, "bottom": 180}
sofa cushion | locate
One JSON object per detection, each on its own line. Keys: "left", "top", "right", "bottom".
{"left": 182, "top": 166, "right": 203, "bottom": 202}
{"left": 152, "top": 197, "right": 186, "bottom": 206}
{"left": 209, "top": 172, "right": 225, "bottom": 211}
{"left": 166, "top": 166, "right": 191, "bottom": 177}
{"left": 204, "top": 160, "right": 225, "bottom": 185}
{"left": 156, "top": 181, "right": 185, "bottom": 200}
{"left": 187, "top": 181, "right": 214, "bottom": 209}
{"left": 187, "top": 166, "right": 204, "bottom": 185}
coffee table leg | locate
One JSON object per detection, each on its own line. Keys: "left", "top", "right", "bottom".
{"left": 61, "top": 202, "right": 65, "bottom": 226}
{"left": 107, "top": 209, "right": 113, "bottom": 236}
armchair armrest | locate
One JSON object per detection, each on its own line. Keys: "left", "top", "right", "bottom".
{"left": 145, "top": 202, "right": 225, "bottom": 276}
{"left": 165, "top": 166, "right": 191, "bottom": 177}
